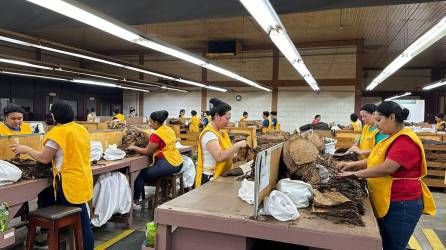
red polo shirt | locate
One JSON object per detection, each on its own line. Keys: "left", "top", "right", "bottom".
{"left": 149, "top": 134, "right": 166, "bottom": 159}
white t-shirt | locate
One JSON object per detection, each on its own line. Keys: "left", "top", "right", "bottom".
{"left": 45, "top": 140, "right": 64, "bottom": 171}
{"left": 201, "top": 131, "right": 218, "bottom": 175}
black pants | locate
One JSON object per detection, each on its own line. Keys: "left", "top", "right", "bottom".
{"left": 38, "top": 178, "right": 94, "bottom": 250}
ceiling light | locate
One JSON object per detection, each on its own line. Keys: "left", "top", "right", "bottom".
{"left": 385, "top": 92, "right": 412, "bottom": 101}
{"left": 119, "top": 86, "right": 150, "bottom": 92}
{"left": 26, "top": 0, "right": 140, "bottom": 42}
{"left": 239, "top": 0, "right": 319, "bottom": 91}
{"left": 367, "top": 16, "right": 446, "bottom": 90}
{"left": 71, "top": 78, "right": 117, "bottom": 87}
{"left": 177, "top": 78, "right": 227, "bottom": 92}
{"left": 160, "top": 86, "right": 189, "bottom": 93}
{"left": 56, "top": 68, "right": 119, "bottom": 80}
{"left": 423, "top": 79, "right": 446, "bottom": 90}
{"left": 1, "top": 70, "right": 69, "bottom": 81}
{"left": 23, "top": 0, "right": 269, "bottom": 91}
{"left": 124, "top": 79, "right": 159, "bottom": 87}
{"left": 0, "top": 57, "right": 53, "bottom": 70}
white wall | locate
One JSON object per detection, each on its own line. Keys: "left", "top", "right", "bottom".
{"left": 142, "top": 91, "right": 201, "bottom": 118}
{"left": 122, "top": 90, "right": 139, "bottom": 116}
{"left": 277, "top": 87, "right": 355, "bottom": 132}
{"left": 206, "top": 90, "right": 272, "bottom": 122}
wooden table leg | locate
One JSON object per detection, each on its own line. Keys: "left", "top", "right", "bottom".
{"left": 157, "top": 224, "right": 172, "bottom": 250}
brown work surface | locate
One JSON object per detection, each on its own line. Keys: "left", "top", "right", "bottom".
{"left": 155, "top": 180, "right": 382, "bottom": 250}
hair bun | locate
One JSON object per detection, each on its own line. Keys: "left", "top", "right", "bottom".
{"left": 161, "top": 110, "right": 169, "bottom": 120}
{"left": 209, "top": 98, "right": 222, "bottom": 107}
{"left": 401, "top": 108, "right": 410, "bottom": 120}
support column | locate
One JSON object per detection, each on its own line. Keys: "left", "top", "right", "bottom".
{"left": 355, "top": 42, "right": 364, "bottom": 114}
{"left": 139, "top": 53, "right": 145, "bottom": 116}
{"left": 201, "top": 68, "right": 208, "bottom": 112}
{"left": 272, "top": 48, "right": 279, "bottom": 111}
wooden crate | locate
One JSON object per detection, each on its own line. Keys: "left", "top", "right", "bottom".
{"left": 0, "top": 228, "right": 15, "bottom": 249}
{"left": 314, "top": 130, "right": 334, "bottom": 138}
{"left": 416, "top": 132, "right": 442, "bottom": 142}
{"left": 0, "top": 134, "right": 45, "bottom": 160}
{"left": 423, "top": 144, "right": 446, "bottom": 188}
{"left": 177, "top": 132, "right": 200, "bottom": 149}
{"left": 90, "top": 130, "right": 125, "bottom": 149}
{"left": 335, "top": 130, "right": 360, "bottom": 149}
{"left": 223, "top": 127, "right": 257, "bottom": 148}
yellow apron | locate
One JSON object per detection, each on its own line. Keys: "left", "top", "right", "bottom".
{"left": 435, "top": 121, "right": 446, "bottom": 130}
{"left": 152, "top": 125, "right": 183, "bottom": 167}
{"left": 44, "top": 122, "right": 93, "bottom": 204}
{"left": 261, "top": 117, "right": 273, "bottom": 133}
{"left": 358, "top": 124, "right": 379, "bottom": 159}
{"left": 367, "top": 127, "right": 436, "bottom": 218}
{"left": 114, "top": 113, "right": 125, "bottom": 122}
{"left": 189, "top": 115, "right": 200, "bottom": 132}
{"left": 0, "top": 122, "right": 32, "bottom": 135}
{"left": 352, "top": 120, "right": 361, "bottom": 132}
{"left": 195, "top": 124, "right": 233, "bottom": 188}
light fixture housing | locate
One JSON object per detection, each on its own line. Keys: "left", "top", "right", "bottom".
{"left": 384, "top": 92, "right": 412, "bottom": 101}
{"left": 423, "top": 79, "right": 446, "bottom": 90}
{"left": 367, "top": 16, "right": 446, "bottom": 90}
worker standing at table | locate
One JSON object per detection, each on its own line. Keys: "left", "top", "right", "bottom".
{"left": 348, "top": 104, "right": 387, "bottom": 159}
{"left": 195, "top": 98, "right": 247, "bottom": 187}
{"left": 270, "top": 111, "right": 280, "bottom": 131}
{"left": 189, "top": 110, "right": 200, "bottom": 132}
{"left": 179, "top": 109, "right": 186, "bottom": 124}
{"left": 0, "top": 103, "right": 32, "bottom": 135}
{"left": 112, "top": 108, "right": 125, "bottom": 122}
{"left": 337, "top": 101, "right": 436, "bottom": 250}
{"left": 11, "top": 101, "right": 94, "bottom": 250}
{"left": 434, "top": 113, "right": 445, "bottom": 131}
{"left": 129, "top": 110, "right": 183, "bottom": 203}
{"left": 261, "top": 111, "right": 272, "bottom": 133}
{"left": 240, "top": 111, "right": 248, "bottom": 122}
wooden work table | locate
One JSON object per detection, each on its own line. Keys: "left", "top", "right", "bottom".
{"left": 0, "top": 146, "right": 193, "bottom": 228}
{"left": 155, "top": 178, "right": 382, "bottom": 250}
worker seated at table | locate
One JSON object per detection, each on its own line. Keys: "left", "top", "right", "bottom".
{"left": 261, "top": 111, "right": 272, "bottom": 133}
{"left": 434, "top": 113, "right": 445, "bottom": 131}
{"left": 11, "top": 101, "right": 94, "bottom": 250}
{"left": 338, "top": 113, "right": 362, "bottom": 132}
{"left": 0, "top": 103, "right": 33, "bottom": 136}
{"left": 129, "top": 110, "right": 183, "bottom": 204}
{"left": 202, "top": 111, "right": 210, "bottom": 127}
{"left": 348, "top": 104, "right": 388, "bottom": 159}
{"left": 337, "top": 101, "right": 436, "bottom": 250}
{"left": 179, "top": 109, "right": 186, "bottom": 124}
{"left": 270, "top": 111, "right": 280, "bottom": 131}
{"left": 312, "top": 114, "right": 321, "bottom": 125}
{"left": 86, "top": 108, "right": 96, "bottom": 122}
{"left": 112, "top": 108, "right": 125, "bottom": 122}
{"left": 189, "top": 110, "right": 200, "bottom": 132}
{"left": 195, "top": 98, "right": 247, "bottom": 188}
{"left": 240, "top": 111, "right": 248, "bottom": 122}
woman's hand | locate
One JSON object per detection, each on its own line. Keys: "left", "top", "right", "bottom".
{"left": 337, "top": 171, "right": 356, "bottom": 177}
{"left": 235, "top": 140, "right": 247, "bottom": 149}
{"left": 10, "top": 144, "right": 31, "bottom": 154}
{"left": 128, "top": 145, "right": 138, "bottom": 151}
{"left": 336, "top": 161, "right": 354, "bottom": 171}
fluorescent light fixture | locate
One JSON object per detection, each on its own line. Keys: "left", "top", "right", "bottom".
{"left": 367, "top": 16, "right": 446, "bottom": 90}
{"left": 71, "top": 78, "right": 117, "bottom": 87}
{"left": 0, "top": 36, "right": 35, "bottom": 47}
{"left": 423, "top": 79, "right": 446, "bottom": 90}
{"left": 23, "top": 0, "right": 269, "bottom": 91}
{"left": 0, "top": 57, "right": 53, "bottom": 70}
{"left": 177, "top": 78, "right": 227, "bottom": 92}
{"left": 1, "top": 70, "right": 69, "bottom": 81}
{"left": 385, "top": 92, "right": 412, "bottom": 101}
{"left": 123, "top": 66, "right": 177, "bottom": 81}
{"left": 26, "top": 0, "right": 140, "bottom": 42}
{"left": 119, "top": 86, "right": 150, "bottom": 92}
{"left": 160, "top": 86, "right": 189, "bottom": 93}
{"left": 124, "top": 79, "right": 159, "bottom": 87}
{"left": 56, "top": 68, "right": 119, "bottom": 80}
{"left": 239, "top": 0, "right": 319, "bottom": 91}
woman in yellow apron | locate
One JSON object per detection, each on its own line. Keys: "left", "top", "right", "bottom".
{"left": 271, "top": 111, "right": 280, "bottom": 131}
{"left": 129, "top": 110, "right": 183, "bottom": 202}
{"left": 240, "top": 111, "right": 248, "bottom": 122}
{"left": 348, "top": 104, "right": 387, "bottom": 159}
{"left": 112, "top": 108, "right": 126, "bottom": 122}
{"left": 0, "top": 104, "right": 32, "bottom": 135}
{"left": 11, "top": 101, "right": 94, "bottom": 249}
{"left": 434, "top": 113, "right": 445, "bottom": 131}
{"left": 261, "top": 111, "right": 273, "bottom": 133}
{"left": 337, "top": 101, "right": 436, "bottom": 250}
{"left": 189, "top": 110, "right": 200, "bottom": 132}
{"left": 179, "top": 109, "right": 186, "bottom": 124}
{"left": 195, "top": 98, "right": 247, "bottom": 187}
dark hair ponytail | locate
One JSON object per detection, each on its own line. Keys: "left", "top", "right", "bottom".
{"left": 360, "top": 104, "right": 377, "bottom": 114}
{"left": 209, "top": 98, "right": 231, "bottom": 119}
{"left": 150, "top": 110, "right": 169, "bottom": 124}
{"left": 377, "top": 101, "right": 409, "bottom": 123}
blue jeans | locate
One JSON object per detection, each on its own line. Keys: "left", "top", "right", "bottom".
{"left": 37, "top": 178, "right": 94, "bottom": 250}
{"left": 377, "top": 198, "right": 423, "bottom": 250}
{"left": 134, "top": 158, "right": 182, "bottom": 201}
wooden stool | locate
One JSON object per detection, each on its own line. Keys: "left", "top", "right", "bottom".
{"left": 26, "top": 205, "right": 84, "bottom": 250}
{"left": 151, "top": 172, "right": 185, "bottom": 208}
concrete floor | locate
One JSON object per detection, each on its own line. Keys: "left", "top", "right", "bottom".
{"left": 5, "top": 191, "right": 446, "bottom": 250}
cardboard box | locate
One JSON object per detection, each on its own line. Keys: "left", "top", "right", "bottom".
{"left": 0, "top": 228, "right": 15, "bottom": 248}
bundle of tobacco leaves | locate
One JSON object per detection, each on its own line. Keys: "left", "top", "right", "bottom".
{"left": 333, "top": 148, "right": 359, "bottom": 161}
{"left": 108, "top": 121, "right": 126, "bottom": 129}
{"left": 168, "top": 118, "right": 182, "bottom": 125}
{"left": 6, "top": 158, "right": 52, "bottom": 180}
{"left": 119, "top": 127, "right": 148, "bottom": 155}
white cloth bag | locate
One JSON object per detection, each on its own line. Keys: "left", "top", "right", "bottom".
{"left": 276, "top": 178, "right": 314, "bottom": 208}
{"left": 263, "top": 190, "right": 299, "bottom": 221}
{"left": 0, "top": 160, "right": 22, "bottom": 186}
{"left": 103, "top": 144, "right": 126, "bottom": 161}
